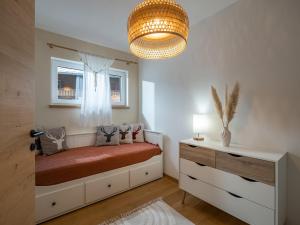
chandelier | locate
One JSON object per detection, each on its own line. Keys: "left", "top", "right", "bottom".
{"left": 127, "top": 0, "right": 189, "bottom": 59}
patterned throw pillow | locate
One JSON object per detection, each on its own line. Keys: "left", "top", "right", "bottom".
{"left": 40, "top": 127, "right": 68, "bottom": 155}
{"left": 96, "top": 125, "right": 120, "bottom": 146}
{"left": 132, "top": 123, "right": 144, "bottom": 143}
{"left": 119, "top": 124, "right": 133, "bottom": 144}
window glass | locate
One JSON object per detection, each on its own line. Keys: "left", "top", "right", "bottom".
{"left": 57, "top": 67, "right": 83, "bottom": 100}
{"left": 109, "top": 69, "right": 128, "bottom": 106}
{"left": 110, "top": 76, "right": 121, "bottom": 103}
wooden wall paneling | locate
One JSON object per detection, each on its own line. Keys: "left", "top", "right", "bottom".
{"left": 0, "top": 0, "right": 35, "bottom": 225}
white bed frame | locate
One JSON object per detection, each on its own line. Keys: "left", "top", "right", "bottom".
{"left": 35, "top": 130, "right": 163, "bottom": 223}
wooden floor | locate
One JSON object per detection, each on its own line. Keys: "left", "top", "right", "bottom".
{"left": 42, "top": 176, "right": 247, "bottom": 225}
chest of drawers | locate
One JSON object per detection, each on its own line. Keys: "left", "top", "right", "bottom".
{"left": 179, "top": 139, "right": 287, "bottom": 225}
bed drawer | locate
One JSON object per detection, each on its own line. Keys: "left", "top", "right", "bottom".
{"left": 180, "top": 158, "right": 275, "bottom": 209}
{"left": 216, "top": 152, "right": 275, "bottom": 186}
{"left": 36, "top": 184, "right": 84, "bottom": 222}
{"left": 180, "top": 173, "right": 274, "bottom": 225}
{"left": 130, "top": 161, "right": 163, "bottom": 187}
{"left": 85, "top": 170, "right": 129, "bottom": 204}
{"left": 180, "top": 143, "right": 215, "bottom": 167}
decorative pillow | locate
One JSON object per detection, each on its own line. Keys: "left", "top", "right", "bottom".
{"left": 40, "top": 127, "right": 68, "bottom": 155}
{"left": 119, "top": 124, "right": 133, "bottom": 144}
{"left": 96, "top": 125, "right": 120, "bottom": 146}
{"left": 132, "top": 123, "right": 144, "bottom": 142}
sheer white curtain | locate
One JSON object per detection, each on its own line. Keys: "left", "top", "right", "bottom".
{"left": 79, "top": 53, "right": 114, "bottom": 127}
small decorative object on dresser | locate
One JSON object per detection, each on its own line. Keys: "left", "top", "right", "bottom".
{"left": 211, "top": 82, "right": 240, "bottom": 147}
{"left": 179, "top": 138, "right": 287, "bottom": 225}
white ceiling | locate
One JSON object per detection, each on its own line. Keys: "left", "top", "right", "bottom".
{"left": 36, "top": 0, "right": 237, "bottom": 52}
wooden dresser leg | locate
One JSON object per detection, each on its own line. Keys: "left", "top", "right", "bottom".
{"left": 182, "top": 191, "right": 187, "bottom": 204}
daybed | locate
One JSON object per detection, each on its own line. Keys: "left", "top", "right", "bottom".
{"left": 35, "top": 130, "right": 163, "bottom": 223}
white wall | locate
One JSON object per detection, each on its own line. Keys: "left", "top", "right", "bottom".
{"left": 139, "top": 0, "right": 300, "bottom": 224}
{"left": 35, "top": 29, "right": 139, "bottom": 133}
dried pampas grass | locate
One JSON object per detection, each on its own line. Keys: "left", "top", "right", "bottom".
{"left": 211, "top": 82, "right": 240, "bottom": 127}
{"left": 225, "top": 83, "right": 240, "bottom": 125}
{"left": 211, "top": 86, "right": 224, "bottom": 127}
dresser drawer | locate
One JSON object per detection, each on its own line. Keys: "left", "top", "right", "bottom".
{"left": 130, "top": 161, "right": 163, "bottom": 187}
{"left": 180, "top": 173, "right": 274, "bottom": 225}
{"left": 85, "top": 170, "right": 129, "bottom": 204}
{"left": 36, "top": 184, "right": 84, "bottom": 222}
{"left": 180, "top": 158, "right": 275, "bottom": 209}
{"left": 180, "top": 143, "right": 215, "bottom": 167}
{"left": 216, "top": 152, "right": 275, "bottom": 186}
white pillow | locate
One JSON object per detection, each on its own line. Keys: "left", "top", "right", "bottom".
{"left": 132, "top": 123, "right": 144, "bottom": 142}
{"left": 119, "top": 124, "right": 133, "bottom": 144}
{"left": 95, "top": 125, "right": 120, "bottom": 146}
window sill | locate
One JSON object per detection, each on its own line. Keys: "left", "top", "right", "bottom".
{"left": 112, "top": 105, "right": 130, "bottom": 109}
{"left": 49, "top": 104, "right": 80, "bottom": 108}
{"left": 48, "top": 104, "right": 130, "bottom": 109}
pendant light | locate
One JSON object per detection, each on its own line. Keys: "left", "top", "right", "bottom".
{"left": 127, "top": 0, "right": 189, "bottom": 59}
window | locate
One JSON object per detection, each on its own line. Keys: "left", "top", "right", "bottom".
{"left": 51, "top": 57, "right": 128, "bottom": 106}
{"left": 51, "top": 58, "right": 84, "bottom": 105}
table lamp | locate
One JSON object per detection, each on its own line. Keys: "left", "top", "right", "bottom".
{"left": 193, "top": 114, "right": 208, "bottom": 141}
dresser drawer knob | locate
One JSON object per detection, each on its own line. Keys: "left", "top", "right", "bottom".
{"left": 107, "top": 184, "right": 112, "bottom": 188}
{"left": 145, "top": 172, "right": 149, "bottom": 176}
{"left": 228, "top": 153, "right": 242, "bottom": 157}
{"left": 227, "top": 192, "right": 243, "bottom": 199}
{"left": 196, "top": 162, "right": 206, "bottom": 167}
{"left": 240, "top": 176, "right": 257, "bottom": 182}
{"left": 51, "top": 201, "right": 56, "bottom": 207}
{"left": 187, "top": 175, "right": 197, "bottom": 180}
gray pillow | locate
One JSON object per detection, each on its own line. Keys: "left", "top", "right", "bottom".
{"left": 40, "top": 127, "right": 68, "bottom": 155}
{"left": 132, "top": 123, "right": 145, "bottom": 143}
{"left": 96, "top": 125, "right": 120, "bottom": 146}
{"left": 119, "top": 124, "right": 133, "bottom": 144}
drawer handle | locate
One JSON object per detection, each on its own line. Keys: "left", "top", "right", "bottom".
{"left": 51, "top": 201, "right": 56, "bottom": 207}
{"left": 228, "top": 153, "right": 242, "bottom": 158}
{"left": 187, "top": 175, "right": 197, "bottom": 180}
{"left": 227, "top": 192, "right": 243, "bottom": 199}
{"left": 145, "top": 172, "right": 149, "bottom": 176}
{"left": 107, "top": 184, "right": 112, "bottom": 188}
{"left": 240, "top": 176, "right": 257, "bottom": 183}
{"left": 187, "top": 145, "right": 197, "bottom": 148}
{"left": 196, "top": 162, "right": 206, "bottom": 167}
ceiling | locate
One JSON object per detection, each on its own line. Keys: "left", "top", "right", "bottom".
{"left": 36, "top": 0, "right": 238, "bottom": 52}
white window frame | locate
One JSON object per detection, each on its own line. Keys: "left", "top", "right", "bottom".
{"left": 51, "top": 57, "right": 128, "bottom": 107}
{"left": 51, "top": 57, "right": 84, "bottom": 105}
{"left": 109, "top": 68, "right": 128, "bottom": 107}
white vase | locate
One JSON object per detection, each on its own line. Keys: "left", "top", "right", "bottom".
{"left": 221, "top": 127, "right": 231, "bottom": 147}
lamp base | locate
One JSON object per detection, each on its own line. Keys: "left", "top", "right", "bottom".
{"left": 193, "top": 136, "right": 204, "bottom": 141}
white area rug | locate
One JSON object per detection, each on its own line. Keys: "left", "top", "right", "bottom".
{"left": 99, "top": 199, "right": 195, "bottom": 225}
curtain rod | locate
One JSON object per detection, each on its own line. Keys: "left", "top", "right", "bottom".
{"left": 46, "top": 43, "right": 138, "bottom": 65}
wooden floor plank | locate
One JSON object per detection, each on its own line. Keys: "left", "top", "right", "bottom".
{"left": 41, "top": 176, "right": 247, "bottom": 225}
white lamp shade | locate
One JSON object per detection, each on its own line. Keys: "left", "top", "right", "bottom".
{"left": 193, "top": 114, "right": 208, "bottom": 134}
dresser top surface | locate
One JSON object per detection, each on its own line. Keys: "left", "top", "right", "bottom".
{"left": 180, "top": 139, "right": 286, "bottom": 162}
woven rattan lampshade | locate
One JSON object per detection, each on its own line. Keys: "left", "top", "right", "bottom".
{"left": 127, "top": 0, "right": 189, "bottom": 59}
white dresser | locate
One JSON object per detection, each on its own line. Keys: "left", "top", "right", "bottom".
{"left": 179, "top": 139, "right": 287, "bottom": 225}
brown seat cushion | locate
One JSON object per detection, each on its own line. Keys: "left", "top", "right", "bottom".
{"left": 36, "top": 142, "right": 161, "bottom": 186}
